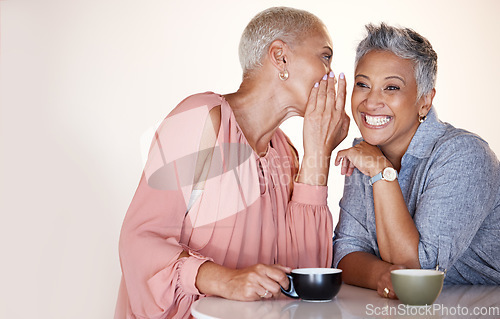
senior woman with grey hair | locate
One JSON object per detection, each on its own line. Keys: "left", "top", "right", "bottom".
{"left": 333, "top": 23, "right": 500, "bottom": 299}
{"left": 115, "top": 7, "right": 349, "bottom": 319}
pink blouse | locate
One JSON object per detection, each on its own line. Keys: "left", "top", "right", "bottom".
{"left": 115, "top": 92, "right": 333, "bottom": 319}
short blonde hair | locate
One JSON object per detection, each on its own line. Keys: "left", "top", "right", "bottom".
{"left": 239, "top": 7, "right": 323, "bottom": 76}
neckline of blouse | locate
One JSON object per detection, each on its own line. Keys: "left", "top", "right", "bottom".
{"left": 220, "top": 94, "right": 274, "bottom": 160}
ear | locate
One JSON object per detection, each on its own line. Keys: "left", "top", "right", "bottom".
{"left": 267, "top": 40, "right": 288, "bottom": 72}
{"left": 418, "top": 88, "right": 436, "bottom": 117}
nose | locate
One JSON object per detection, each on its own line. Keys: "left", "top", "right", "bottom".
{"left": 364, "top": 88, "right": 384, "bottom": 110}
{"left": 326, "top": 60, "right": 332, "bottom": 73}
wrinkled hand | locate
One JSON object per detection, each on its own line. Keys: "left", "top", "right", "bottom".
{"left": 220, "top": 264, "right": 291, "bottom": 301}
{"left": 303, "top": 72, "right": 350, "bottom": 158}
{"left": 335, "top": 141, "right": 392, "bottom": 177}
{"left": 377, "top": 264, "right": 405, "bottom": 299}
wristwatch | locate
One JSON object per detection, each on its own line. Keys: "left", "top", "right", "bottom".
{"left": 369, "top": 167, "right": 398, "bottom": 186}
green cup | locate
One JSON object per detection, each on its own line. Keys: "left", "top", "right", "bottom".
{"left": 391, "top": 269, "right": 444, "bottom": 305}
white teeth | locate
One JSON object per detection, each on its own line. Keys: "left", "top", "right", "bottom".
{"left": 365, "top": 114, "right": 391, "bottom": 126}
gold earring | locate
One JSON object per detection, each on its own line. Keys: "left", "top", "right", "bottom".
{"left": 419, "top": 115, "right": 427, "bottom": 123}
{"left": 279, "top": 70, "right": 289, "bottom": 81}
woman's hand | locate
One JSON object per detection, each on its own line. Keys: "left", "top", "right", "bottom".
{"left": 335, "top": 141, "right": 392, "bottom": 177}
{"left": 196, "top": 262, "right": 291, "bottom": 301}
{"left": 303, "top": 72, "right": 349, "bottom": 157}
{"left": 222, "top": 264, "right": 291, "bottom": 301}
{"left": 377, "top": 264, "right": 405, "bottom": 299}
{"left": 298, "top": 72, "right": 350, "bottom": 185}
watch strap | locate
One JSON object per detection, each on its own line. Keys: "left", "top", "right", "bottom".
{"left": 369, "top": 172, "right": 383, "bottom": 186}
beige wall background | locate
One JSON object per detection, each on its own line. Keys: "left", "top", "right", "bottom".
{"left": 1, "top": 0, "right": 499, "bottom": 318}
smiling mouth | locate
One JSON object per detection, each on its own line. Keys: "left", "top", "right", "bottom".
{"left": 362, "top": 113, "right": 392, "bottom": 127}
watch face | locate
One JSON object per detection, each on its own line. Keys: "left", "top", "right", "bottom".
{"left": 383, "top": 167, "right": 398, "bottom": 181}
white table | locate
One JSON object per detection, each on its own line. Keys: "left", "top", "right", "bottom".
{"left": 191, "top": 284, "right": 500, "bottom": 318}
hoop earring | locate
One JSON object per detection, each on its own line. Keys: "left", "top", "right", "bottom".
{"left": 279, "top": 70, "right": 289, "bottom": 81}
{"left": 419, "top": 115, "right": 427, "bottom": 123}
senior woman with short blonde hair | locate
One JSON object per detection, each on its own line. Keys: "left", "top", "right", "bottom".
{"left": 334, "top": 23, "right": 500, "bottom": 299}
{"left": 115, "top": 7, "right": 349, "bottom": 319}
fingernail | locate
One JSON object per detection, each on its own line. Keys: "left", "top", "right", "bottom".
{"left": 322, "top": 74, "right": 328, "bottom": 81}
{"left": 340, "top": 72, "right": 345, "bottom": 79}
{"left": 329, "top": 71, "right": 335, "bottom": 78}
{"left": 314, "top": 82, "right": 319, "bottom": 88}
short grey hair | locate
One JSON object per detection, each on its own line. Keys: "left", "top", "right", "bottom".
{"left": 239, "top": 7, "right": 323, "bottom": 76}
{"left": 355, "top": 23, "right": 437, "bottom": 100}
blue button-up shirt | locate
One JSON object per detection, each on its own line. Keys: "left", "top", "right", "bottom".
{"left": 333, "top": 107, "right": 500, "bottom": 284}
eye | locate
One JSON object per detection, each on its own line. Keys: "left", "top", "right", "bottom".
{"left": 356, "top": 82, "right": 369, "bottom": 89}
{"left": 322, "top": 54, "right": 332, "bottom": 62}
{"left": 385, "top": 85, "right": 400, "bottom": 91}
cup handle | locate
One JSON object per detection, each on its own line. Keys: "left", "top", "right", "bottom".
{"left": 281, "top": 274, "right": 299, "bottom": 298}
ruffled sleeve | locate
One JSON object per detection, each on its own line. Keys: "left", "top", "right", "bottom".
{"left": 269, "top": 130, "right": 333, "bottom": 269}
{"left": 117, "top": 93, "right": 220, "bottom": 319}
{"left": 285, "top": 182, "right": 333, "bottom": 268}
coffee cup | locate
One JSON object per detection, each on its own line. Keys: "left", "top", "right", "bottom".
{"left": 391, "top": 269, "right": 444, "bottom": 305}
{"left": 281, "top": 268, "right": 342, "bottom": 302}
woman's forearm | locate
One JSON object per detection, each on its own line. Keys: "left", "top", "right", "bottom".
{"left": 372, "top": 180, "right": 420, "bottom": 268}
{"left": 297, "top": 154, "right": 331, "bottom": 186}
{"left": 337, "top": 251, "right": 393, "bottom": 289}
{"left": 176, "top": 250, "right": 229, "bottom": 296}
{"left": 195, "top": 261, "right": 232, "bottom": 296}
{"left": 193, "top": 256, "right": 292, "bottom": 301}
{"left": 335, "top": 141, "right": 421, "bottom": 268}
{"left": 174, "top": 250, "right": 220, "bottom": 296}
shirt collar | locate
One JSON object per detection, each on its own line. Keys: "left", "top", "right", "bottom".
{"left": 404, "top": 106, "right": 447, "bottom": 159}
